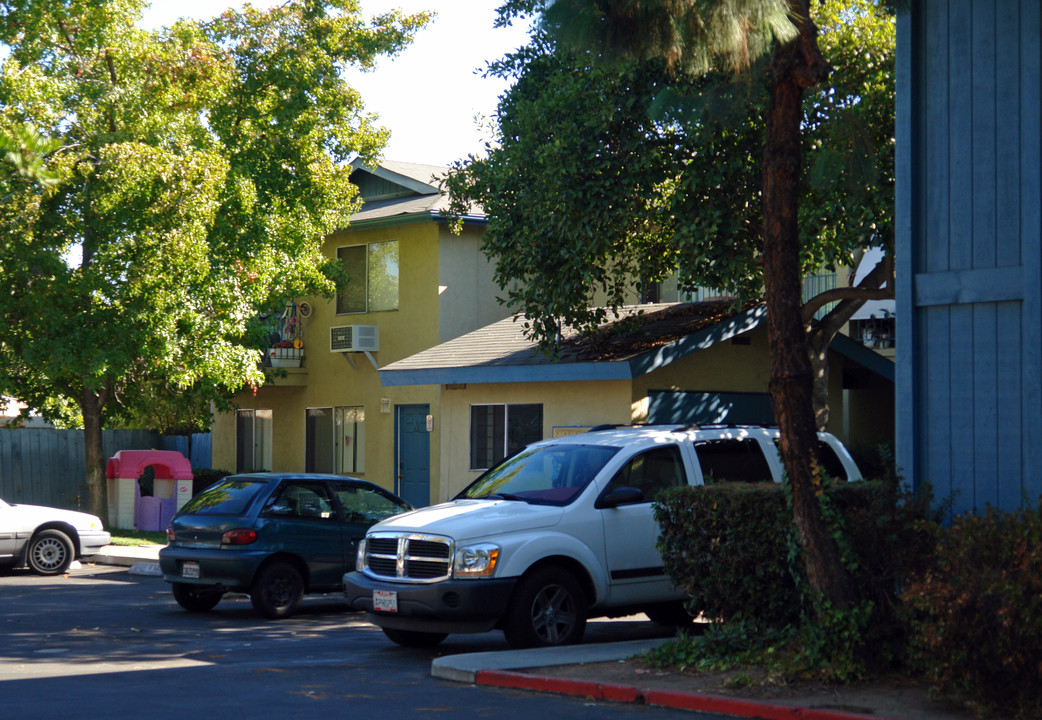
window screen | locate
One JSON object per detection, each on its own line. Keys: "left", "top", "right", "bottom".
{"left": 470, "top": 403, "right": 543, "bottom": 470}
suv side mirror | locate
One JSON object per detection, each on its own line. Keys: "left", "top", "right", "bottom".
{"left": 596, "top": 486, "right": 645, "bottom": 509}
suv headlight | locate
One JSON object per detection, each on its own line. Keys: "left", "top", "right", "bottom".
{"left": 355, "top": 538, "right": 368, "bottom": 572}
{"left": 453, "top": 543, "right": 499, "bottom": 579}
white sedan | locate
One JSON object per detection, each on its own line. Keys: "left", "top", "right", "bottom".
{"left": 0, "top": 498, "right": 111, "bottom": 575}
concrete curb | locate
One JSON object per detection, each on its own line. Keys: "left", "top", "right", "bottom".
{"left": 87, "top": 545, "right": 162, "bottom": 573}
{"left": 127, "top": 562, "right": 162, "bottom": 576}
{"left": 431, "top": 639, "right": 663, "bottom": 683}
{"left": 471, "top": 669, "right": 903, "bottom": 720}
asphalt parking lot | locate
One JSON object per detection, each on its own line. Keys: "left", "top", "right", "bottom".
{"left": 0, "top": 563, "right": 699, "bottom": 720}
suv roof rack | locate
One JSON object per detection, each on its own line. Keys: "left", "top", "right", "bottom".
{"left": 587, "top": 423, "right": 646, "bottom": 433}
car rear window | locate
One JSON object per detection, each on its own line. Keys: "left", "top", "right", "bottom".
{"left": 694, "top": 438, "right": 774, "bottom": 484}
{"left": 178, "top": 479, "right": 268, "bottom": 516}
{"left": 771, "top": 439, "right": 850, "bottom": 481}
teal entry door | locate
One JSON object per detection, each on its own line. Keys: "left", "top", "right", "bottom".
{"left": 396, "top": 404, "right": 431, "bottom": 507}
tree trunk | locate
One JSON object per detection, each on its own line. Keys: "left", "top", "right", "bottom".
{"left": 81, "top": 385, "right": 109, "bottom": 525}
{"left": 762, "top": 0, "right": 858, "bottom": 611}
{"left": 809, "top": 334, "right": 832, "bottom": 431}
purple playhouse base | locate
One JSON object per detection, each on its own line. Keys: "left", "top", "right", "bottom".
{"left": 134, "top": 488, "right": 177, "bottom": 532}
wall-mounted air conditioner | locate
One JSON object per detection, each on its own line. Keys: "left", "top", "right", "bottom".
{"left": 330, "top": 325, "right": 379, "bottom": 353}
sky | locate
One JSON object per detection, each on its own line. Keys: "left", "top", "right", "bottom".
{"left": 140, "top": 1, "right": 534, "bottom": 167}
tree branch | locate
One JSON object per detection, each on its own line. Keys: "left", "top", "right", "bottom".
{"left": 802, "top": 253, "right": 893, "bottom": 326}
{"left": 54, "top": 18, "right": 82, "bottom": 59}
{"left": 105, "top": 50, "right": 119, "bottom": 134}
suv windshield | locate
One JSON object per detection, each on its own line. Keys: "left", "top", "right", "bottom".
{"left": 178, "top": 478, "right": 268, "bottom": 516}
{"left": 457, "top": 444, "right": 619, "bottom": 506}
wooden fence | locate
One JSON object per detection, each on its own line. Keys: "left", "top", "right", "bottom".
{"left": 0, "top": 429, "right": 211, "bottom": 511}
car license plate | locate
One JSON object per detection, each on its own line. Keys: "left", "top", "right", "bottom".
{"left": 182, "top": 561, "right": 200, "bottom": 579}
{"left": 373, "top": 589, "right": 397, "bottom": 613}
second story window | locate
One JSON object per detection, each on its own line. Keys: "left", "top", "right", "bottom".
{"left": 336, "top": 240, "right": 399, "bottom": 314}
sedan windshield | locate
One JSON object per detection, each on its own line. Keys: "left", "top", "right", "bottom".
{"left": 457, "top": 444, "right": 619, "bottom": 506}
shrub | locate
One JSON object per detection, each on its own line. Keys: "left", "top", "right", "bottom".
{"left": 826, "top": 475, "right": 941, "bottom": 664}
{"left": 191, "top": 467, "right": 233, "bottom": 496}
{"left": 654, "top": 474, "right": 941, "bottom": 676}
{"left": 655, "top": 482, "right": 799, "bottom": 628}
{"left": 901, "top": 503, "right": 1042, "bottom": 719}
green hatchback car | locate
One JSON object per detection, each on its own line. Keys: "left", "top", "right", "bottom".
{"left": 159, "top": 473, "right": 410, "bottom": 618}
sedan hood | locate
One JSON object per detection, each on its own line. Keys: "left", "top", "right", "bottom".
{"left": 7, "top": 503, "right": 105, "bottom": 531}
{"left": 371, "top": 499, "right": 564, "bottom": 542}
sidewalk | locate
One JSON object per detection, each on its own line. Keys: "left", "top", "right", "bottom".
{"left": 434, "top": 644, "right": 975, "bottom": 720}
{"left": 86, "top": 549, "right": 973, "bottom": 720}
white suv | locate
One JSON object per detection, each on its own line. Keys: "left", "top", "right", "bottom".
{"left": 343, "top": 425, "right": 860, "bottom": 648}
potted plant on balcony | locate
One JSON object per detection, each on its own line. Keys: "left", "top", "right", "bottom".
{"left": 269, "top": 340, "right": 303, "bottom": 367}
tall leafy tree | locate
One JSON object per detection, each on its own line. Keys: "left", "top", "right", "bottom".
{"left": 450, "top": 0, "right": 895, "bottom": 610}
{"left": 0, "top": 0, "right": 429, "bottom": 521}
{"left": 1, "top": 124, "right": 60, "bottom": 187}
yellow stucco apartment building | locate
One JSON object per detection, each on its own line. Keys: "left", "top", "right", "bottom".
{"left": 212, "top": 160, "right": 894, "bottom": 507}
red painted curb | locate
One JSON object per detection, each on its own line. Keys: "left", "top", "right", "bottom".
{"left": 474, "top": 670, "right": 905, "bottom": 720}
{"left": 475, "top": 670, "right": 642, "bottom": 703}
{"left": 644, "top": 689, "right": 801, "bottom": 719}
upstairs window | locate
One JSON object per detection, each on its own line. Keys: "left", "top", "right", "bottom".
{"left": 336, "top": 241, "right": 399, "bottom": 314}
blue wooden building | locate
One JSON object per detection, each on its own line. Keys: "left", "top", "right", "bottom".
{"left": 896, "top": 0, "right": 1041, "bottom": 514}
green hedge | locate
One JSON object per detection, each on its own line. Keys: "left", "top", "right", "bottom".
{"left": 655, "top": 482, "right": 799, "bottom": 627}
{"left": 654, "top": 478, "right": 938, "bottom": 636}
{"left": 655, "top": 476, "right": 1042, "bottom": 716}
{"left": 190, "top": 467, "right": 233, "bottom": 496}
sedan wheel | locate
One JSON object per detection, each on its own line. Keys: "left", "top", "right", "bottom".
{"left": 250, "top": 562, "right": 304, "bottom": 619}
{"left": 26, "top": 529, "right": 74, "bottom": 576}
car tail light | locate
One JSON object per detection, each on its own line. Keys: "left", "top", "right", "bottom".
{"left": 221, "top": 528, "right": 258, "bottom": 546}
{"left": 167, "top": 528, "right": 176, "bottom": 543}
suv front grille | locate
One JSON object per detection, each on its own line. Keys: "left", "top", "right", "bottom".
{"left": 363, "top": 532, "right": 453, "bottom": 583}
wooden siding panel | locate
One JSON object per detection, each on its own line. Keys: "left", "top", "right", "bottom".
{"left": 971, "top": 0, "right": 998, "bottom": 270}
{"left": 948, "top": 304, "right": 976, "bottom": 506}
{"left": 1020, "top": 0, "right": 1042, "bottom": 490}
{"left": 900, "top": 0, "right": 1042, "bottom": 514}
{"left": 972, "top": 304, "right": 999, "bottom": 508}
{"left": 996, "top": 301, "right": 1025, "bottom": 509}
{"left": 893, "top": 2, "right": 916, "bottom": 490}
{"left": 33, "top": 431, "right": 53, "bottom": 505}
{"left": 922, "top": 306, "right": 953, "bottom": 502}
{"left": 6, "top": 432, "right": 26, "bottom": 501}
{"left": 947, "top": 0, "right": 973, "bottom": 272}
{"left": 995, "top": 1, "right": 1023, "bottom": 268}
{"left": 922, "top": 0, "right": 949, "bottom": 273}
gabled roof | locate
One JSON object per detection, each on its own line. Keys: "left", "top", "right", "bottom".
{"left": 351, "top": 159, "right": 444, "bottom": 196}
{"left": 378, "top": 301, "right": 768, "bottom": 386}
{"left": 346, "top": 159, "right": 482, "bottom": 227}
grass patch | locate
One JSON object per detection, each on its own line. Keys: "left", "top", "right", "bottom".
{"left": 108, "top": 530, "right": 167, "bottom": 546}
